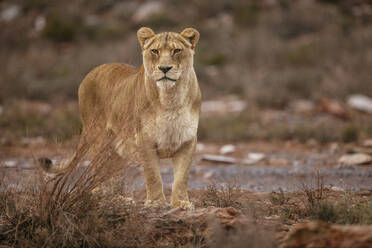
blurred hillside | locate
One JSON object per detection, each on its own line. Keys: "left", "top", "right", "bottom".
{"left": 1, "top": 0, "right": 372, "bottom": 143}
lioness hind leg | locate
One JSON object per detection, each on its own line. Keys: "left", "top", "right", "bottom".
{"left": 171, "top": 139, "right": 195, "bottom": 210}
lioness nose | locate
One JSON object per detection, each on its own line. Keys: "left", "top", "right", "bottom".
{"left": 159, "top": 66, "right": 172, "bottom": 73}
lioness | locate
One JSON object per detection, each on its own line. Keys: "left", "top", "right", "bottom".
{"left": 40, "top": 27, "right": 201, "bottom": 209}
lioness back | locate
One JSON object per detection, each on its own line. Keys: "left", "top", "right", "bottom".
{"left": 78, "top": 63, "right": 139, "bottom": 148}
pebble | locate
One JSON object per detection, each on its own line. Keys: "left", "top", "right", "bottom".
{"left": 0, "top": 5, "right": 20, "bottom": 22}
{"left": 363, "top": 139, "right": 372, "bottom": 148}
{"left": 219, "top": 144, "right": 236, "bottom": 154}
{"left": 347, "top": 94, "right": 372, "bottom": 114}
{"left": 201, "top": 154, "right": 237, "bottom": 164}
{"left": 196, "top": 143, "right": 205, "bottom": 152}
{"left": 339, "top": 153, "right": 372, "bottom": 166}
{"left": 3, "top": 160, "right": 17, "bottom": 167}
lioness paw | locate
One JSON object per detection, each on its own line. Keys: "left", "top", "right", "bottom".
{"left": 173, "top": 200, "right": 195, "bottom": 210}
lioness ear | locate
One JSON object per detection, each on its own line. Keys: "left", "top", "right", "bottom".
{"left": 137, "top": 27, "right": 155, "bottom": 50}
{"left": 180, "top": 28, "right": 200, "bottom": 49}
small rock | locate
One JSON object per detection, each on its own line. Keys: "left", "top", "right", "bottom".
{"left": 132, "top": 1, "right": 164, "bottom": 23}
{"left": 289, "top": 99, "right": 315, "bottom": 115}
{"left": 339, "top": 153, "right": 372, "bottom": 166}
{"left": 201, "top": 154, "right": 237, "bottom": 164}
{"left": 242, "top": 152, "right": 266, "bottom": 165}
{"left": 196, "top": 143, "right": 205, "bottom": 152}
{"left": 0, "top": 5, "right": 20, "bottom": 22}
{"left": 347, "top": 94, "right": 372, "bottom": 114}
{"left": 264, "top": 215, "right": 280, "bottom": 220}
{"left": 330, "top": 186, "right": 344, "bottom": 192}
{"left": 362, "top": 139, "right": 372, "bottom": 147}
{"left": 220, "top": 144, "right": 236, "bottom": 154}
{"left": 203, "top": 171, "right": 214, "bottom": 179}
{"left": 34, "top": 15, "right": 46, "bottom": 32}
{"left": 319, "top": 98, "right": 349, "bottom": 119}
{"left": 3, "top": 160, "right": 17, "bottom": 168}
{"left": 329, "top": 143, "right": 340, "bottom": 154}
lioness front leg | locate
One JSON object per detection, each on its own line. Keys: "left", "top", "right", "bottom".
{"left": 171, "top": 139, "right": 196, "bottom": 210}
{"left": 141, "top": 147, "right": 167, "bottom": 208}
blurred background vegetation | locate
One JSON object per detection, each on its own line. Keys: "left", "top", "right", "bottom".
{"left": 1, "top": 0, "right": 372, "bottom": 144}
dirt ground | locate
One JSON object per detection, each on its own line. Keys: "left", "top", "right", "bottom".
{"left": 1, "top": 140, "right": 372, "bottom": 191}
{"left": 1, "top": 140, "right": 371, "bottom": 247}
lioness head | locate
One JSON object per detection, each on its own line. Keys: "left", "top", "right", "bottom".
{"left": 137, "top": 27, "right": 199, "bottom": 90}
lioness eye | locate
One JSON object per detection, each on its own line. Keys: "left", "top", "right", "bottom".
{"left": 173, "top": 49, "right": 182, "bottom": 54}
{"left": 151, "top": 49, "right": 159, "bottom": 54}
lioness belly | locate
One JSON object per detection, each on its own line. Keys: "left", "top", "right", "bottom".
{"left": 153, "top": 108, "right": 197, "bottom": 158}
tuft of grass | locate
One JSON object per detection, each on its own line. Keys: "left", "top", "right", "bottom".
{"left": 269, "top": 188, "right": 290, "bottom": 206}
{"left": 298, "top": 170, "right": 325, "bottom": 208}
{"left": 293, "top": 171, "right": 372, "bottom": 224}
{"left": 279, "top": 206, "right": 301, "bottom": 224}
{"left": 287, "top": 43, "right": 316, "bottom": 66}
{"left": 306, "top": 200, "right": 337, "bottom": 223}
{"left": 305, "top": 198, "right": 372, "bottom": 224}
{"left": 200, "top": 182, "right": 243, "bottom": 208}
{"left": 43, "top": 15, "right": 79, "bottom": 42}
{"left": 202, "top": 54, "right": 227, "bottom": 66}
{"left": 0, "top": 114, "right": 151, "bottom": 247}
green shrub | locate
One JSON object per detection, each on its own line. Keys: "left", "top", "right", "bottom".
{"left": 202, "top": 54, "right": 227, "bottom": 66}
{"left": 233, "top": 3, "right": 260, "bottom": 27}
{"left": 43, "top": 15, "right": 78, "bottom": 42}
{"left": 342, "top": 125, "right": 359, "bottom": 143}
{"left": 305, "top": 199, "right": 372, "bottom": 224}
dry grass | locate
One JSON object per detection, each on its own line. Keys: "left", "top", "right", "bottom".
{"left": 298, "top": 170, "right": 325, "bottom": 208}
{"left": 0, "top": 126, "right": 149, "bottom": 247}
{"left": 269, "top": 188, "right": 290, "bottom": 206}
{"left": 273, "top": 171, "right": 372, "bottom": 225}
{"left": 2, "top": 171, "right": 278, "bottom": 247}
{"left": 199, "top": 182, "right": 243, "bottom": 209}
{"left": 0, "top": 123, "right": 263, "bottom": 247}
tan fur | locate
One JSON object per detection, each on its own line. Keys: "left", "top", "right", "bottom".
{"left": 40, "top": 27, "right": 201, "bottom": 209}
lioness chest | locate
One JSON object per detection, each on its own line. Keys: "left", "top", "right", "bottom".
{"left": 146, "top": 107, "right": 198, "bottom": 158}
